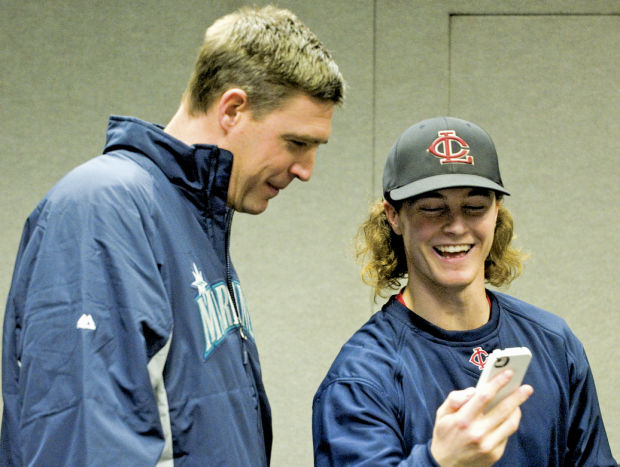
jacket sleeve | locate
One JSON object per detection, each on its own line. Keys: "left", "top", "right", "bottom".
{"left": 312, "top": 378, "right": 439, "bottom": 467}
{"left": 1, "top": 176, "right": 172, "bottom": 466}
{"left": 564, "top": 337, "right": 616, "bottom": 466}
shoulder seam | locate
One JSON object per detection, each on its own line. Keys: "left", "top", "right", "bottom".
{"left": 318, "top": 375, "right": 388, "bottom": 399}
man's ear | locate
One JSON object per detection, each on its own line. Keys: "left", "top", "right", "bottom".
{"left": 383, "top": 200, "right": 402, "bottom": 236}
{"left": 217, "top": 88, "right": 250, "bottom": 132}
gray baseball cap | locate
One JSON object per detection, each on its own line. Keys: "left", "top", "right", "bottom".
{"left": 383, "top": 116, "right": 509, "bottom": 201}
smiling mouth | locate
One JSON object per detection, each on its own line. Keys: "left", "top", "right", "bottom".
{"left": 267, "top": 183, "right": 281, "bottom": 195}
{"left": 434, "top": 244, "right": 473, "bottom": 258}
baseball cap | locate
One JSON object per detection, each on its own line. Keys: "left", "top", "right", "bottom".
{"left": 383, "top": 116, "right": 509, "bottom": 201}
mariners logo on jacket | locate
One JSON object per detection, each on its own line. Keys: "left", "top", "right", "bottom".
{"left": 191, "top": 263, "right": 254, "bottom": 358}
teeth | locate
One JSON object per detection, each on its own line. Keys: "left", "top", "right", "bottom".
{"left": 436, "top": 244, "right": 471, "bottom": 253}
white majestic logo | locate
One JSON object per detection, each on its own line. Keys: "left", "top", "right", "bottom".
{"left": 191, "top": 263, "right": 254, "bottom": 358}
{"left": 77, "top": 313, "right": 96, "bottom": 330}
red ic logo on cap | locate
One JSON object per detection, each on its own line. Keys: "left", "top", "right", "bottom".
{"left": 427, "top": 130, "right": 474, "bottom": 165}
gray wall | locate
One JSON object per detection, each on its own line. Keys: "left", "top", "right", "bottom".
{"left": 1, "top": 0, "right": 618, "bottom": 464}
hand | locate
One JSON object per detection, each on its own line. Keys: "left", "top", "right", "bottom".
{"left": 429, "top": 370, "right": 534, "bottom": 467}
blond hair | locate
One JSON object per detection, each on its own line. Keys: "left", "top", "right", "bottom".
{"left": 184, "top": 5, "right": 345, "bottom": 118}
{"left": 356, "top": 198, "right": 526, "bottom": 301}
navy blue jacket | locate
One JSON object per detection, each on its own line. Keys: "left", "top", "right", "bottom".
{"left": 313, "top": 291, "right": 615, "bottom": 466}
{"left": 2, "top": 116, "right": 271, "bottom": 465}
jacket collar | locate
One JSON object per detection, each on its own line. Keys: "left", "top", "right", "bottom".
{"left": 103, "top": 115, "right": 233, "bottom": 219}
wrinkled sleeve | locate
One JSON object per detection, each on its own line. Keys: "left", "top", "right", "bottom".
{"left": 1, "top": 179, "right": 172, "bottom": 466}
{"left": 312, "top": 378, "right": 439, "bottom": 467}
{"left": 564, "top": 337, "right": 616, "bottom": 466}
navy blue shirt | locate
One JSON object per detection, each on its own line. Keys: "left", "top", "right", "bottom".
{"left": 313, "top": 291, "right": 615, "bottom": 466}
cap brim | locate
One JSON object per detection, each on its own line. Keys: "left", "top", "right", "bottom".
{"left": 389, "top": 174, "right": 510, "bottom": 201}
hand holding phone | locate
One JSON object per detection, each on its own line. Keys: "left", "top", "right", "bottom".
{"left": 476, "top": 347, "right": 532, "bottom": 412}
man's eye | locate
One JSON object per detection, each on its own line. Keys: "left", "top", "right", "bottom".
{"left": 288, "top": 140, "right": 307, "bottom": 148}
{"left": 464, "top": 205, "right": 486, "bottom": 214}
{"left": 419, "top": 206, "right": 444, "bottom": 214}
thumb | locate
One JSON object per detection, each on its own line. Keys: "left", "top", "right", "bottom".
{"left": 439, "top": 387, "right": 476, "bottom": 416}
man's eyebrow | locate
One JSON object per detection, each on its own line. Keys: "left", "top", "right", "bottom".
{"left": 413, "top": 191, "right": 444, "bottom": 201}
{"left": 283, "top": 133, "right": 329, "bottom": 145}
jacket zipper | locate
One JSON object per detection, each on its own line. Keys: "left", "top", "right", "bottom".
{"left": 225, "top": 209, "right": 262, "bottom": 437}
{"left": 224, "top": 209, "right": 247, "bottom": 340}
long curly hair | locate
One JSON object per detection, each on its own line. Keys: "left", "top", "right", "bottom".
{"left": 355, "top": 197, "right": 526, "bottom": 301}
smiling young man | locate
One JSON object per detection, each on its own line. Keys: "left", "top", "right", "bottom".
{"left": 312, "top": 117, "right": 615, "bottom": 466}
{"left": 1, "top": 6, "right": 344, "bottom": 466}
{"left": 384, "top": 187, "right": 500, "bottom": 331}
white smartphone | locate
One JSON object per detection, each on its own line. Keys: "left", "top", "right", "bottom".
{"left": 476, "top": 347, "right": 532, "bottom": 412}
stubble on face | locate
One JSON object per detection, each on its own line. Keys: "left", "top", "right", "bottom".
{"left": 225, "top": 94, "right": 334, "bottom": 214}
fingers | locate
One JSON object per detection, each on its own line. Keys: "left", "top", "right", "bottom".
{"left": 436, "top": 387, "right": 476, "bottom": 417}
{"left": 436, "top": 373, "right": 533, "bottom": 433}
{"left": 459, "top": 369, "right": 514, "bottom": 420}
{"left": 487, "top": 384, "right": 534, "bottom": 428}
{"left": 467, "top": 383, "right": 534, "bottom": 452}
{"left": 431, "top": 377, "right": 534, "bottom": 466}
{"left": 473, "top": 399, "right": 527, "bottom": 456}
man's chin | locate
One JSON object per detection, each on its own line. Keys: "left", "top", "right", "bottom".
{"left": 235, "top": 199, "right": 269, "bottom": 215}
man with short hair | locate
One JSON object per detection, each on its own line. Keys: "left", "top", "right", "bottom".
{"left": 1, "top": 6, "right": 344, "bottom": 465}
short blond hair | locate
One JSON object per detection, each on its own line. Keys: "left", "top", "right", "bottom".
{"left": 184, "top": 5, "right": 345, "bottom": 118}
{"left": 356, "top": 198, "right": 526, "bottom": 301}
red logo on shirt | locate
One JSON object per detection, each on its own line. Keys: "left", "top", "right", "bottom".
{"left": 427, "top": 130, "right": 474, "bottom": 164}
{"left": 469, "top": 347, "right": 488, "bottom": 370}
